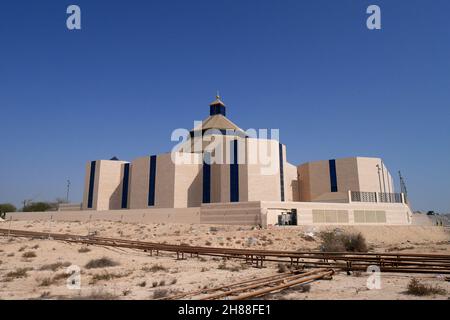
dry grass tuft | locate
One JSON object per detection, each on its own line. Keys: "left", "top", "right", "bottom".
{"left": 78, "top": 247, "right": 91, "bottom": 253}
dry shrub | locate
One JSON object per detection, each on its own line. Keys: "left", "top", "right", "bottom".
{"left": 91, "top": 271, "right": 129, "bottom": 283}
{"left": 343, "top": 233, "right": 368, "bottom": 252}
{"left": 277, "top": 263, "right": 289, "bottom": 273}
{"left": 205, "top": 240, "right": 212, "bottom": 246}
{"left": 138, "top": 281, "right": 146, "bottom": 287}
{"left": 170, "top": 278, "right": 177, "bottom": 285}
{"left": 297, "top": 284, "right": 311, "bottom": 293}
{"left": 406, "top": 278, "right": 446, "bottom": 296}
{"left": 152, "top": 281, "right": 158, "bottom": 287}
{"left": 22, "top": 251, "right": 37, "bottom": 258}
{"left": 39, "top": 262, "right": 71, "bottom": 271}
{"left": 159, "top": 280, "right": 166, "bottom": 286}
{"left": 301, "top": 234, "right": 316, "bottom": 242}
{"left": 142, "top": 264, "right": 168, "bottom": 273}
{"left": 38, "top": 277, "right": 55, "bottom": 287}
{"left": 218, "top": 262, "right": 244, "bottom": 272}
{"left": 53, "top": 273, "right": 69, "bottom": 281}
{"left": 122, "top": 289, "right": 131, "bottom": 296}
{"left": 82, "top": 289, "right": 118, "bottom": 300}
{"left": 5, "top": 268, "right": 32, "bottom": 279}
{"left": 153, "top": 289, "right": 169, "bottom": 299}
{"left": 85, "top": 257, "right": 119, "bottom": 269}
{"left": 319, "top": 231, "right": 367, "bottom": 252}
{"left": 78, "top": 247, "right": 91, "bottom": 253}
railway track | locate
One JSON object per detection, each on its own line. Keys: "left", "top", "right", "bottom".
{"left": 1, "top": 228, "right": 450, "bottom": 274}
{"left": 164, "top": 269, "right": 335, "bottom": 300}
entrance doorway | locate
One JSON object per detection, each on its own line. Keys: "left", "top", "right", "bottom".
{"left": 277, "top": 209, "right": 297, "bottom": 226}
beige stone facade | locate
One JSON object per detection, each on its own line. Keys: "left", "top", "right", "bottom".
{"left": 298, "top": 157, "right": 395, "bottom": 203}
{"left": 82, "top": 160, "right": 129, "bottom": 211}
{"left": 77, "top": 96, "right": 411, "bottom": 226}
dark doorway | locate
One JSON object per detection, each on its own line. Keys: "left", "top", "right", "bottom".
{"left": 277, "top": 209, "right": 297, "bottom": 226}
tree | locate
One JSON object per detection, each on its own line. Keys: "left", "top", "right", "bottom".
{"left": 0, "top": 203, "right": 16, "bottom": 219}
{"left": 23, "top": 202, "right": 53, "bottom": 212}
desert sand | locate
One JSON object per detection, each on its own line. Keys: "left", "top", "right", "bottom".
{"left": 0, "top": 219, "right": 449, "bottom": 300}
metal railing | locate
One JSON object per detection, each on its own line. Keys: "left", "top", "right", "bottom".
{"left": 350, "top": 191, "right": 404, "bottom": 204}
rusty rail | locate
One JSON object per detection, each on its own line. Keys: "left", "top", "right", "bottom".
{"left": 199, "top": 268, "right": 334, "bottom": 300}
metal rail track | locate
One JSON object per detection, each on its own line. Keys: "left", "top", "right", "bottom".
{"left": 1, "top": 228, "right": 450, "bottom": 274}
{"left": 165, "top": 268, "right": 334, "bottom": 300}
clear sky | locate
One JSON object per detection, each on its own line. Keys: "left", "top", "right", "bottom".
{"left": 0, "top": 0, "right": 449, "bottom": 213}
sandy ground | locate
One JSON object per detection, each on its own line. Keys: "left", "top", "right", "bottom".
{"left": 0, "top": 219, "right": 449, "bottom": 300}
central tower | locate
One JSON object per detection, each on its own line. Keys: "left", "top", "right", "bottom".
{"left": 209, "top": 94, "right": 226, "bottom": 116}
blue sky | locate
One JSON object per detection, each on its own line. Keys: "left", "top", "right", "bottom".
{"left": 0, "top": 0, "right": 449, "bottom": 212}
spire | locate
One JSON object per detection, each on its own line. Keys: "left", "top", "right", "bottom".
{"left": 209, "top": 92, "right": 226, "bottom": 116}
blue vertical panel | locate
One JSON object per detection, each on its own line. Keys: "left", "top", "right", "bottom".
{"left": 148, "top": 155, "right": 157, "bottom": 206}
{"left": 87, "top": 161, "right": 96, "bottom": 209}
{"left": 230, "top": 140, "right": 239, "bottom": 202}
{"left": 203, "top": 153, "right": 211, "bottom": 203}
{"left": 279, "top": 143, "right": 285, "bottom": 201}
{"left": 329, "top": 159, "right": 338, "bottom": 192}
{"left": 121, "top": 163, "right": 130, "bottom": 209}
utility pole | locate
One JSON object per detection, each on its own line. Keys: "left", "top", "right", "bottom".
{"left": 22, "top": 199, "right": 31, "bottom": 211}
{"left": 66, "top": 179, "right": 71, "bottom": 203}
{"left": 399, "top": 171, "right": 408, "bottom": 198}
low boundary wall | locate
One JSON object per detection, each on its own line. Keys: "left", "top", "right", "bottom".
{"left": 4, "top": 201, "right": 413, "bottom": 227}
